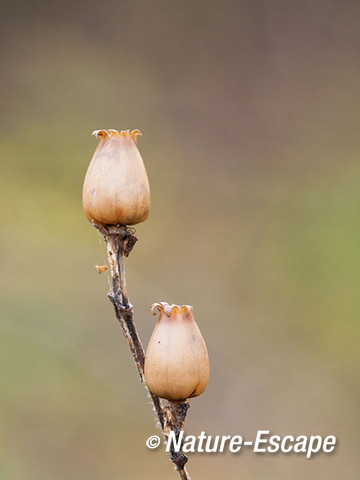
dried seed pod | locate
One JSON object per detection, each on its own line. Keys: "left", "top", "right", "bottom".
{"left": 144, "top": 302, "right": 209, "bottom": 401}
{"left": 82, "top": 129, "right": 150, "bottom": 225}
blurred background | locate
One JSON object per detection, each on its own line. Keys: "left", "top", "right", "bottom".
{"left": 0, "top": 0, "right": 359, "bottom": 478}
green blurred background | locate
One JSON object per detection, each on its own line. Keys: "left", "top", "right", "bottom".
{"left": 0, "top": 0, "right": 359, "bottom": 478}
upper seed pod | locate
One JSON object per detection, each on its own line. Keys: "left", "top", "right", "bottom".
{"left": 144, "top": 302, "right": 209, "bottom": 402}
{"left": 82, "top": 129, "right": 151, "bottom": 225}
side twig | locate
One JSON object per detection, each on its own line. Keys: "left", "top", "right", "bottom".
{"left": 92, "top": 222, "right": 191, "bottom": 479}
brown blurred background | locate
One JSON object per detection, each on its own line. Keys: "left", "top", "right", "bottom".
{"left": 0, "top": 0, "right": 359, "bottom": 478}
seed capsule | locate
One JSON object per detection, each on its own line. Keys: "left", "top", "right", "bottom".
{"left": 144, "top": 302, "right": 209, "bottom": 401}
{"left": 82, "top": 129, "right": 151, "bottom": 226}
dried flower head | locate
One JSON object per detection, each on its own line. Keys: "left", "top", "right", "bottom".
{"left": 144, "top": 302, "right": 209, "bottom": 401}
{"left": 82, "top": 129, "right": 150, "bottom": 226}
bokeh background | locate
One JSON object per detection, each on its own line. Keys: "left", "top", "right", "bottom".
{"left": 1, "top": 0, "right": 359, "bottom": 478}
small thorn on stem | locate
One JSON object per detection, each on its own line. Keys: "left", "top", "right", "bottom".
{"left": 95, "top": 265, "right": 108, "bottom": 274}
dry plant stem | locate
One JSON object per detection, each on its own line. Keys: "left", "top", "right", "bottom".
{"left": 164, "top": 400, "right": 191, "bottom": 475}
{"left": 92, "top": 222, "right": 191, "bottom": 480}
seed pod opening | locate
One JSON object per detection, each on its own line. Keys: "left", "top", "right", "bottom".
{"left": 82, "top": 129, "right": 151, "bottom": 226}
{"left": 144, "top": 302, "right": 209, "bottom": 402}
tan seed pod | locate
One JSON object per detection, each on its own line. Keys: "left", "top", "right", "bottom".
{"left": 82, "top": 129, "right": 150, "bottom": 226}
{"left": 144, "top": 302, "right": 209, "bottom": 402}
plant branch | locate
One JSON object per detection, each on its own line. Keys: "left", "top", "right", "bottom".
{"left": 92, "top": 222, "right": 191, "bottom": 479}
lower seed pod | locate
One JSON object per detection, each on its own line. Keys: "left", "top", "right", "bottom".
{"left": 144, "top": 302, "right": 209, "bottom": 401}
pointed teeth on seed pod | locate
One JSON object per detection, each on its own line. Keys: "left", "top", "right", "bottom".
{"left": 151, "top": 302, "right": 193, "bottom": 317}
{"left": 131, "top": 129, "right": 142, "bottom": 144}
{"left": 91, "top": 129, "right": 142, "bottom": 144}
{"left": 108, "top": 129, "right": 120, "bottom": 136}
{"left": 92, "top": 129, "right": 109, "bottom": 139}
